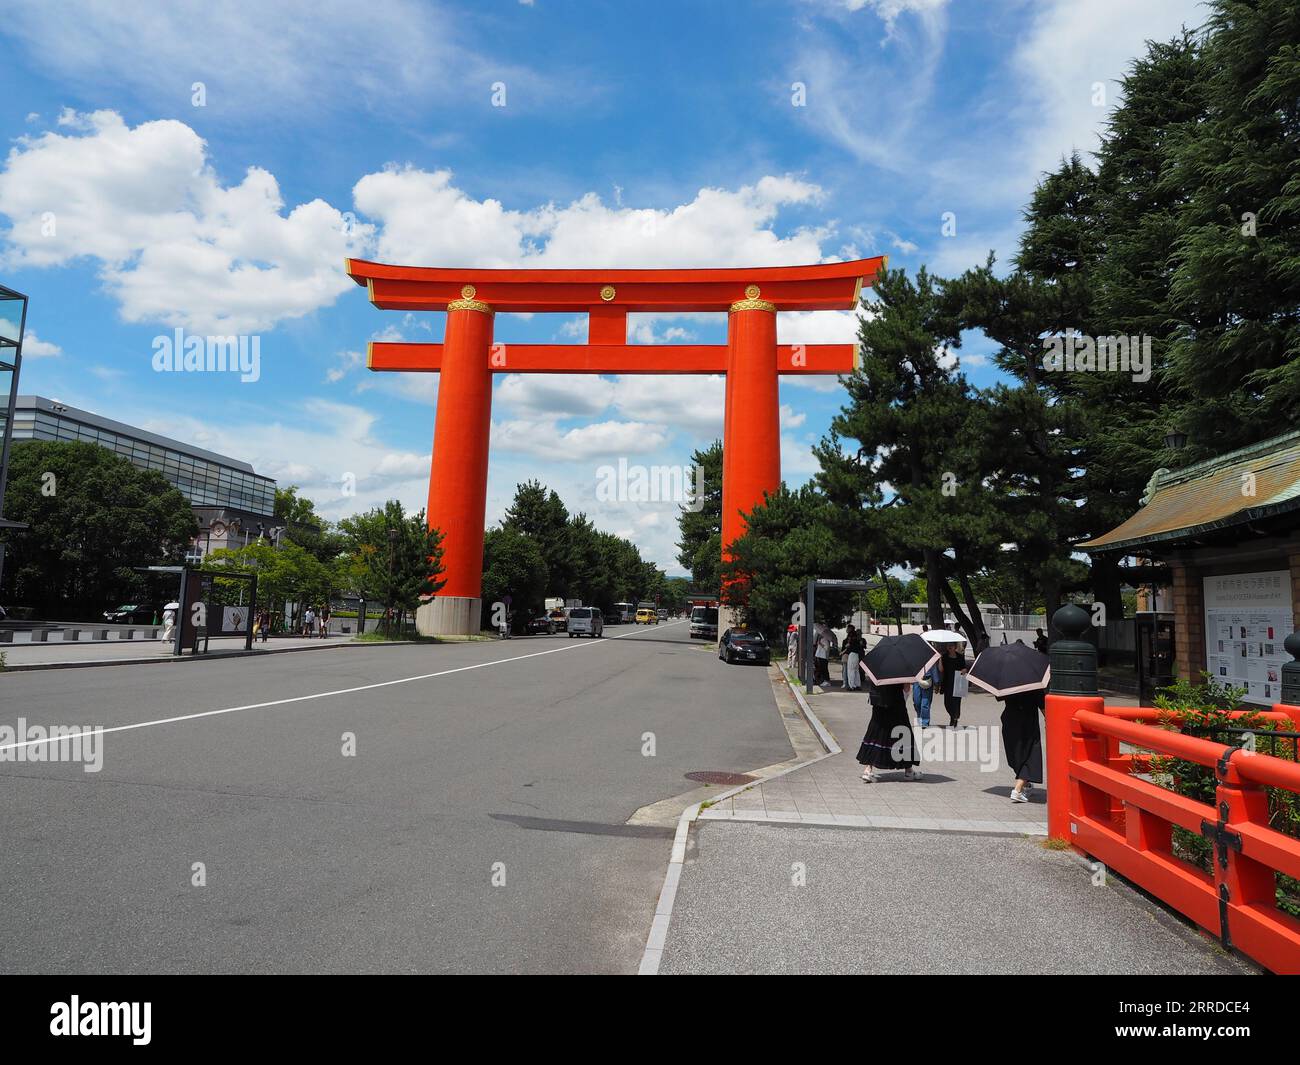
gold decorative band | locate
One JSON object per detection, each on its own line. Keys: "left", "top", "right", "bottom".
{"left": 447, "top": 298, "right": 494, "bottom": 315}
{"left": 729, "top": 297, "right": 776, "bottom": 313}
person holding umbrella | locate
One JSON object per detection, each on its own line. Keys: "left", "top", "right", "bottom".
{"left": 966, "top": 642, "right": 1051, "bottom": 803}
{"left": 922, "top": 630, "right": 967, "bottom": 729}
{"left": 856, "top": 634, "right": 940, "bottom": 782}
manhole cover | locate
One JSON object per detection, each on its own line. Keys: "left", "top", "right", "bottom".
{"left": 685, "top": 770, "right": 756, "bottom": 786}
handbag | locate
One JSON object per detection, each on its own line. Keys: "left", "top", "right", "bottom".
{"left": 951, "top": 672, "right": 968, "bottom": 699}
{"left": 918, "top": 678, "right": 932, "bottom": 690}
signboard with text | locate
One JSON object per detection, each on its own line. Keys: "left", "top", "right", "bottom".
{"left": 1203, "top": 570, "right": 1291, "bottom": 706}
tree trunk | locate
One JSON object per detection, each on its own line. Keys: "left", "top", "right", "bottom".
{"left": 938, "top": 564, "right": 980, "bottom": 645}
{"left": 924, "top": 548, "right": 944, "bottom": 630}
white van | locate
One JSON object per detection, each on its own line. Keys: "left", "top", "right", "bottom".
{"left": 566, "top": 607, "right": 604, "bottom": 638}
{"left": 689, "top": 605, "right": 719, "bottom": 640}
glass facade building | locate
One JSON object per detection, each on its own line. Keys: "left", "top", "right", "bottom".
{"left": 11, "top": 396, "right": 276, "bottom": 518}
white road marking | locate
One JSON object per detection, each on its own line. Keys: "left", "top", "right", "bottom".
{"left": 0, "top": 620, "right": 688, "bottom": 755}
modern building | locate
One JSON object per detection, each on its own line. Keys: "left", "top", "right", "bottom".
{"left": 11, "top": 395, "right": 277, "bottom": 561}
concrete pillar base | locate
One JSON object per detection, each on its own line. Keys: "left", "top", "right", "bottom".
{"left": 416, "top": 596, "right": 482, "bottom": 637}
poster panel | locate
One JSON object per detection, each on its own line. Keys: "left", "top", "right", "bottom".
{"left": 1203, "top": 570, "right": 1291, "bottom": 706}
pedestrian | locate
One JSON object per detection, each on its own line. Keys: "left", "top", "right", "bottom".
{"left": 786, "top": 624, "right": 799, "bottom": 667}
{"left": 813, "top": 622, "right": 832, "bottom": 686}
{"left": 319, "top": 604, "right": 331, "bottom": 638}
{"left": 974, "top": 629, "right": 990, "bottom": 655}
{"left": 843, "top": 626, "right": 865, "bottom": 691}
{"left": 259, "top": 609, "right": 270, "bottom": 642}
{"left": 1033, "top": 627, "right": 1049, "bottom": 654}
{"left": 999, "top": 689, "right": 1045, "bottom": 802}
{"left": 939, "top": 641, "right": 967, "bottom": 728}
{"left": 911, "top": 660, "right": 939, "bottom": 727}
{"left": 857, "top": 682, "right": 921, "bottom": 782}
{"left": 303, "top": 605, "right": 316, "bottom": 637}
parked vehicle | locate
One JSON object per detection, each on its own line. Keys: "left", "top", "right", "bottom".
{"left": 603, "top": 609, "right": 621, "bottom": 626}
{"left": 527, "top": 614, "right": 559, "bottom": 635}
{"left": 635, "top": 607, "right": 658, "bottom": 625}
{"left": 718, "top": 628, "right": 770, "bottom": 665}
{"left": 566, "top": 606, "right": 604, "bottom": 638}
{"left": 689, "top": 605, "right": 719, "bottom": 640}
{"left": 103, "top": 604, "right": 155, "bottom": 624}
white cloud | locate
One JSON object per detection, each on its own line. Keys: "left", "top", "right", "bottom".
{"left": 0, "top": 111, "right": 370, "bottom": 333}
{"left": 0, "top": 326, "right": 62, "bottom": 357}
{"left": 1012, "top": 0, "right": 1202, "bottom": 187}
{"left": 780, "top": 404, "right": 807, "bottom": 429}
{"left": 356, "top": 167, "right": 830, "bottom": 269}
{"left": 492, "top": 418, "right": 669, "bottom": 460}
{"left": 110, "top": 397, "right": 432, "bottom": 521}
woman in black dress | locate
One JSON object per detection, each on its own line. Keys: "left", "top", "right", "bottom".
{"left": 939, "top": 643, "right": 967, "bottom": 728}
{"left": 999, "top": 690, "right": 1044, "bottom": 802}
{"left": 857, "top": 682, "right": 921, "bottom": 782}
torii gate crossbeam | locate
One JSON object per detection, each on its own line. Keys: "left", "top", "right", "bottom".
{"left": 346, "top": 256, "right": 885, "bottom": 635}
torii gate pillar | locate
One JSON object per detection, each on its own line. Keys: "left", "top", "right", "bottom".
{"left": 423, "top": 298, "right": 495, "bottom": 636}
{"left": 721, "top": 296, "right": 780, "bottom": 563}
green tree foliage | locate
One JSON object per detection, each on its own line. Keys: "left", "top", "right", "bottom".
{"left": 1, "top": 440, "right": 197, "bottom": 615}
{"left": 1164, "top": 0, "right": 1300, "bottom": 452}
{"left": 275, "top": 484, "right": 344, "bottom": 565}
{"left": 676, "top": 440, "right": 722, "bottom": 591}
{"left": 486, "top": 480, "right": 672, "bottom": 625}
{"left": 337, "top": 501, "right": 445, "bottom": 625}
{"left": 819, "top": 265, "right": 1003, "bottom": 638}
{"left": 721, "top": 484, "right": 858, "bottom": 639}
{"left": 203, "top": 539, "right": 335, "bottom": 620}
{"left": 481, "top": 527, "right": 549, "bottom": 623}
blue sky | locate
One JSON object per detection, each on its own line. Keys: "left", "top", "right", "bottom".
{"left": 0, "top": 0, "right": 1207, "bottom": 573}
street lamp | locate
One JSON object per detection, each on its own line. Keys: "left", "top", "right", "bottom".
{"left": 1163, "top": 429, "right": 1188, "bottom": 452}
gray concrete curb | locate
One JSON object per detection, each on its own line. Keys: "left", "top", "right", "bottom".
{"left": 638, "top": 662, "right": 840, "bottom": 974}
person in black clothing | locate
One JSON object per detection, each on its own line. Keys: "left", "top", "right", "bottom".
{"left": 939, "top": 642, "right": 967, "bottom": 728}
{"left": 998, "top": 689, "right": 1045, "bottom": 802}
{"left": 842, "top": 626, "right": 865, "bottom": 690}
{"left": 1033, "top": 627, "right": 1049, "bottom": 655}
{"left": 856, "top": 682, "right": 920, "bottom": 782}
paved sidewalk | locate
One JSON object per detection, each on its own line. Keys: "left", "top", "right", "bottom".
{"left": 659, "top": 821, "right": 1252, "bottom": 974}
{"left": 701, "top": 662, "right": 1133, "bottom": 835}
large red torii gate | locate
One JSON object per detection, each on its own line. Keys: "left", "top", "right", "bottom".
{"left": 345, "top": 256, "right": 885, "bottom": 635}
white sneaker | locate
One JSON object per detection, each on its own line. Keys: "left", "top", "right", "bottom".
{"left": 1010, "top": 789, "right": 1028, "bottom": 803}
{"left": 903, "top": 768, "right": 921, "bottom": 781}
{"left": 861, "top": 769, "right": 876, "bottom": 783}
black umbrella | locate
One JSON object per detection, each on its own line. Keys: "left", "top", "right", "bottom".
{"left": 967, "top": 641, "right": 1050, "bottom": 697}
{"left": 860, "top": 634, "right": 941, "bottom": 687}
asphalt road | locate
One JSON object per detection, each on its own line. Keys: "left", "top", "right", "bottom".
{"left": 0, "top": 620, "right": 792, "bottom": 974}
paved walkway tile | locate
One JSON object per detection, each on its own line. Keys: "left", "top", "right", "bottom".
{"left": 659, "top": 822, "right": 1254, "bottom": 975}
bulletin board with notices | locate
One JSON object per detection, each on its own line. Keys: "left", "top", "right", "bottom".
{"left": 1203, "top": 570, "right": 1292, "bottom": 706}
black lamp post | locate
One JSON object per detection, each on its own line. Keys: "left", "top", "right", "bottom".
{"left": 1163, "top": 429, "right": 1188, "bottom": 452}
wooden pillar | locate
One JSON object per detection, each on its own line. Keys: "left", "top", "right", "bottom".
{"left": 721, "top": 288, "right": 780, "bottom": 561}
{"left": 420, "top": 289, "right": 494, "bottom": 636}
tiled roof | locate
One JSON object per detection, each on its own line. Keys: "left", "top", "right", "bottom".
{"left": 1081, "top": 430, "right": 1300, "bottom": 552}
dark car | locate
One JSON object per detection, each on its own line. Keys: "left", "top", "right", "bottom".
{"left": 718, "top": 629, "right": 771, "bottom": 665}
{"left": 102, "top": 603, "right": 155, "bottom": 624}
{"left": 527, "top": 614, "right": 560, "bottom": 635}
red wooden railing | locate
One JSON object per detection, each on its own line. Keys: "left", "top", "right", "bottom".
{"left": 1045, "top": 694, "right": 1300, "bottom": 974}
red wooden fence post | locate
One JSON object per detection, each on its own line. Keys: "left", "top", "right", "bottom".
{"left": 1045, "top": 605, "right": 1102, "bottom": 842}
